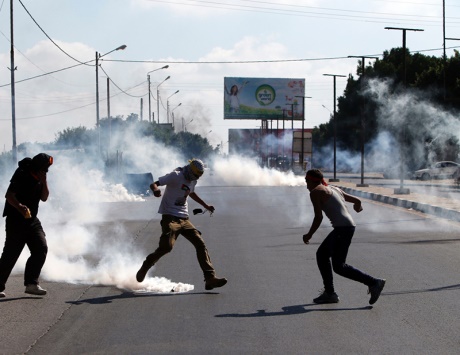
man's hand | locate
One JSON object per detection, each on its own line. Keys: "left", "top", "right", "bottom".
{"left": 353, "top": 202, "right": 363, "bottom": 213}
{"left": 153, "top": 189, "right": 161, "bottom": 197}
{"left": 18, "top": 203, "right": 31, "bottom": 218}
{"left": 36, "top": 171, "right": 47, "bottom": 183}
{"left": 303, "top": 233, "right": 312, "bottom": 244}
{"left": 206, "top": 205, "right": 215, "bottom": 213}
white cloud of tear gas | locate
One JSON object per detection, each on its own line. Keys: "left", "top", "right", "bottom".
{"left": 207, "top": 155, "right": 305, "bottom": 186}
{"left": 366, "top": 78, "right": 460, "bottom": 166}
{"left": 1, "top": 145, "right": 194, "bottom": 293}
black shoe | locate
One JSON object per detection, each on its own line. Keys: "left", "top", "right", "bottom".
{"left": 136, "top": 263, "right": 150, "bottom": 283}
{"left": 205, "top": 277, "right": 227, "bottom": 290}
{"left": 313, "top": 290, "right": 339, "bottom": 304}
{"left": 368, "top": 279, "right": 386, "bottom": 305}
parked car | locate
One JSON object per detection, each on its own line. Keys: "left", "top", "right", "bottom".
{"left": 413, "top": 161, "right": 460, "bottom": 181}
{"left": 383, "top": 166, "right": 413, "bottom": 179}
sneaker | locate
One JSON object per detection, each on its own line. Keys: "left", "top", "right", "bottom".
{"left": 0, "top": 291, "right": 5, "bottom": 298}
{"left": 368, "top": 279, "right": 386, "bottom": 305}
{"left": 205, "top": 276, "right": 227, "bottom": 290}
{"left": 136, "top": 263, "right": 150, "bottom": 283}
{"left": 25, "top": 284, "right": 47, "bottom": 296}
{"left": 313, "top": 290, "right": 339, "bottom": 304}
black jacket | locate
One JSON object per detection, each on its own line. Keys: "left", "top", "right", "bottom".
{"left": 2, "top": 158, "right": 44, "bottom": 219}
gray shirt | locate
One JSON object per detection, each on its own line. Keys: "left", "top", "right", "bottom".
{"left": 322, "top": 187, "right": 356, "bottom": 228}
{"left": 158, "top": 169, "right": 197, "bottom": 218}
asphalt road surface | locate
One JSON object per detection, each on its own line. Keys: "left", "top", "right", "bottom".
{"left": 1, "top": 186, "right": 460, "bottom": 354}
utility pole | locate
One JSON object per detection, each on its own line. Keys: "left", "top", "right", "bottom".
{"left": 95, "top": 51, "right": 101, "bottom": 153}
{"left": 96, "top": 45, "right": 127, "bottom": 154}
{"left": 348, "top": 56, "right": 378, "bottom": 187}
{"left": 9, "top": 0, "right": 17, "bottom": 164}
{"left": 107, "top": 77, "right": 111, "bottom": 150}
{"left": 385, "top": 27, "right": 424, "bottom": 194}
{"left": 147, "top": 65, "right": 168, "bottom": 123}
{"left": 147, "top": 74, "right": 152, "bottom": 122}
{"left": 140, "top": 98, "right": 143, "bottom": 121}
{"left": 323, "top": 74, "right": 347, "bottom": 182}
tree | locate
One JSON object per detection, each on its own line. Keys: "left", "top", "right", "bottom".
{"left": 314, "top": 47, "right": 460, "bottom": 171}
{"left": 54, "top": 126, "right": 93, "bottom": 149}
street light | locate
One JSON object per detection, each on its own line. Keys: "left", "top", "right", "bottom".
{"left": 157, "top": 76, "right": 170, "bottom": 124}
{"left": 96, "top": 44, "right": 127, "bottom": 153}
{"left": 166, "top": 90, "right": 179, "bottom": 124}
{"left": 385, "top": 26, "right": 424, "bottom": 194}
{"left": 183, "top": 118, "right": 193, "bottom": 132}
{"left": 323, "top": 73, "right": 347, "bottom": 182}
{"left": 171, "top": 103, "right": 182, "bottom": 130}
{"left": 147, "top": 65, "right": 169, "bottom": 122}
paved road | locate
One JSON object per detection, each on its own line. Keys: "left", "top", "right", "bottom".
{"left": 1, "top": 186, "right": 460, "bottom": 354}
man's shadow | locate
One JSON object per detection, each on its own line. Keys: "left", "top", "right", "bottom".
{"left": 66, "top": 291, "right": 219, "bottom": 305}
{"left": 216, "top": 304, "right": 373, "bottom": 318}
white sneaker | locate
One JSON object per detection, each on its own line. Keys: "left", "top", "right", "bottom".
{"left": 25, "top": 284, "right": 47, "bottom": 296}
{"left": 0, "top": 291, "right": 5, "bottom": 298}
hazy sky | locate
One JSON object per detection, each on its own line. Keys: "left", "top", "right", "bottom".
{"left": 1, "top": 0, "right": 459, "bottom": 152}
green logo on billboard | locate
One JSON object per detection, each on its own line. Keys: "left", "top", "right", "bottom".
{"left": 255, "top": 85, "right": 276, "bottom": 106}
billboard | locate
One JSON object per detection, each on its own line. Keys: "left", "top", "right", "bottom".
{"left": 224, "top": 77, "right": 305, "bottom": 120}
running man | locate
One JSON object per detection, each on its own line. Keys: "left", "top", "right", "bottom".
{"left": 303, "top": 169, "right": 385, "bottom": 305}
{"left": 136, "top": 159, "right": 227, "bottom": 291}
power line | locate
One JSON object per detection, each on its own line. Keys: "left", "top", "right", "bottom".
{"left": 0, "top": 61, "right": 92, "bottom": 88}
{"left": 99, "top": 65, "right": 146, "bottom": 98}
{"left": 18, "top": 0, "right": 92, "bottom": 66}
{"left": 146, "top": 0, "right": 460, "bottom": 26}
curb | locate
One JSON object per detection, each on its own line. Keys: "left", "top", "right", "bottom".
{"left": 335, "top": 185, "right": 460, "bottom": 223}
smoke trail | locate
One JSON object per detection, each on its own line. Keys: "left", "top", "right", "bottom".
{"left": 207, "top": 155, "right": 305, "bottom": 186}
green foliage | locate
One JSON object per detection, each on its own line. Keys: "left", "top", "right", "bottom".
{"left": 54, "top": 126, "right": 94, "bottom": 148}
{"left": 52, "top": 115, "right": 217, "bottom": 161}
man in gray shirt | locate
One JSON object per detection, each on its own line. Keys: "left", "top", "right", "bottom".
{"left": 303, "top": 169, "right": 385, "bottom": 305}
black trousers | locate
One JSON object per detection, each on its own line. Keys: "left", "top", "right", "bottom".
{"left": 316, "top": 226, "right": 375, "bottom": 293}
{"left": 0, "top": 217, "right": 48, "bottom": 291}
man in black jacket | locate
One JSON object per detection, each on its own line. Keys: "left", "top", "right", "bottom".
{"left": 0, "top": 153, "right": 53, "bottom": 297}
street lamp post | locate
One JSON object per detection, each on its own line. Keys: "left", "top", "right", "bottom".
{"left": 183, "top": 118, "right": 193, "bottom": 132}
{"left": 147, "top": 65, "right": 169, "bottom": 123}
{"left": 96, "top": 44, "right": 126, "bottom": 153}
{"left": 166, "top": 90, "right": 179, "bottom": 124}
{"left": 385, "top": 26, "right": 424, "bottom": 194}
{"left": 348, "top": 56, "right": 378, "bottom": 188}
{"left": 171, "top": 103, "right": 182, "bottom": 130}
{"left": 157, "top": 76, "right": 170, "bottom": 124}
{"left": 323, "top": 74, "right": 347, "bottom": 182}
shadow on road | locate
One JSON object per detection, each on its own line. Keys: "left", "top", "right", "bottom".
{"left": 215, "top": 304, "right": 373, "bottom": 318}
{"left": 383, "top": 283, "right": 460, "bottom": 296}
{"left": 66, "top": 291, "right": 218, "bottom": 305}
{"left": 0, "top": 296, "right": 44, "bottom": 303}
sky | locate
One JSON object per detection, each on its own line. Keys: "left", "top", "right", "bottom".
{"left": 1, "top": 0, "right": 460, "bottom": 153}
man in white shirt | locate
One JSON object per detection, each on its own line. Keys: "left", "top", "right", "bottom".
{"left": 303, "top": 169, "right": 385, "bottom": 305}
{"left": 136, "top": 159, "right": 227, "bottom": 291}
